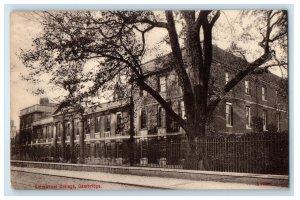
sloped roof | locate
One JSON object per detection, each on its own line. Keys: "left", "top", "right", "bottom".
{"left": 85, "top": 98, "right": 130, "bottom": 115}
{"left": 254, "top": 70, "right": 284, "bottom": 88}
{"left": 53, "top": 98, "right": 130, "bottom": 116}
{"left": 211, "top": 45, "right": 248, "bottom": 69}
{"left": 141, "top": 45, "right": 248, "bottom": 74}
{"left": 141, "top": 45, "right": 283, "bottom": 87}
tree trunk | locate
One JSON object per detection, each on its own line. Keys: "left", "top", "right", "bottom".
{"left": 183, "top": 117, "right": 207, "bottom": 170}
{"left": 183, "top": 137, "right": 199, "bottom": 169}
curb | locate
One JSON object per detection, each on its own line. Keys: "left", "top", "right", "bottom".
{"left": 11, "top": 160, "right": 289, "bottom": 187}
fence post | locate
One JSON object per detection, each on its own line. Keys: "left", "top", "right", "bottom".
{"left": 159, "top": 137, "right": 167, "bottom": 168}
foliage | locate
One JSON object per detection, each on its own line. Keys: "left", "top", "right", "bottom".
{"left": 19, "top": 11, "right": 288, "bottom": 168}
{"left": 267, "top": 123, "right": 278, "bottom": 133}
{"left": 252, "top": 116, "right": 264, "bottom": 133}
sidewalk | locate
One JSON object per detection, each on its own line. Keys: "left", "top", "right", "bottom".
{"left": 11, "top": 166, "right": 287, "bottom": 190}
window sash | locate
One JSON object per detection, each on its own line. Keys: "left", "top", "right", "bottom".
{"left": 74, "top": 120, "right": 79, "bottom": 135}
{"left": 277, "top": 112, "right": 281, "bottom": 132}
{"left": 105, "top": 115, "right": 111, "bottom": 132}
{"left": 95, "top": 117, "right": 101, "bottom": 133}
{"left": 139, "top": 89, "right": 148, "bottom": 97}
{"left": 246, "top": 106, "right": 251, "bottom": 128}
{"left": 159, "top": 76, "right": 166, "bottom": 92}
{"left": 263, "top": 110, "right": 267, "bottom": 130}
{"left": 116, "top": 113, "right": 122, "bottom": 133}
{"left": 46, "top": 126, "right": 49, "bottom": 138}
{"left": 67, "top": 122, "right": 70, "bottom": 136}
{"left": 157, "top": 107, "right": 162, "bottom": 127}
{"left": 262, "top": 87, "right": 266, "bottom": 100}
{"left": 141, "top": 109, "right": 147, "bottom": 129}
{"left": 245, "top": 81, "right": 250, "bottom": 94}
{"left": 225, "top": 72, "right": 229, "bottom": 84}
{"left": 86, "top": 119, "right": 91, "bottom": 134}
{"left": 180, "top": 101, "right": 186, "bottom": 119}
{"left": 57, "top": 123, "right": 61, "bottom": 138}
{"left": 226, "top": 103, "right": 233, "bottom": 126}
{"left": 143, "top": 90, "right": 147, "bottom": 97}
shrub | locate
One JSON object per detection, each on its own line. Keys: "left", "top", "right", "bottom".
{"left": 251, "top": 116, "right": 263, "bottom": 132}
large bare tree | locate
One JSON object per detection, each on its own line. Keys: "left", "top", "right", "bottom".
{"left": 20, "top": 10, "right": 288, "bottom": 169}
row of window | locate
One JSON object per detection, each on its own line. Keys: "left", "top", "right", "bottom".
{"left": 225, "top": 72, "right": 267, "bottom": 101}
{"left": 34, "top": 113, "right": 124, "bottom": 140}
{"left": 140, "top": 75, "right": 167, "bottom": 97}
{"left": 87, "top": 114, "right": 112, "bottom": 134}
{"left": 140, "top": 72, "right": 184, "bottom": 97}
{"left": 34, "top": 99, "right": 283, "bottom": 141}
{"left": 140, "top": 101, "right": 186, "bottom": 133}
{"left": 84, "top": 113, "right": 123, "bottom": 135}
{"left": 225, "top": 102, "right": 281, "bottom": 131}
{"left": 35, "top": 101, "right": 184, "bottom": 139}
{"left": 245, "top": 80, "right": 267, "bottom": 101}
{"left": 35, "top": 125, "right": 53, "bottom": 139}
{"left": 141, "top": 72, "right": 270, "bottom": 102}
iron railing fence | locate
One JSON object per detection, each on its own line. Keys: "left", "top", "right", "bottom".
{"left": 11, "top": 132, "right": 288, "bottom": 175}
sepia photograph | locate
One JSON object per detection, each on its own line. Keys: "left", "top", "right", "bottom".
{"left": 10, "top": 9, "right": 289, "bottom": 190}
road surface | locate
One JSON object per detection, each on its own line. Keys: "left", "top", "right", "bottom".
{"left": 11, "top": 170, "right": 147, "bottom": 190}
{"left": 10, "top": 166, "right": 288, "bottom": 190}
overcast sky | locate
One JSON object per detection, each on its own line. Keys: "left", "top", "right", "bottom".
{"left": 10, "top": 11, "right": 287, "bottom": 130}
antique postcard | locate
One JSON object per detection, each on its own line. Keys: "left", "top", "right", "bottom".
{"left": 10, "top": 9, "right": 289, "bottom": 190}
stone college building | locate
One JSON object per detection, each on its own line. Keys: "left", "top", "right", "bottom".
{"left": 12, "top": 46, "right": 288, "bottom": 168}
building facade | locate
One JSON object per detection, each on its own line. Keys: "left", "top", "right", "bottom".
{"left": 133, "top": 46, "right": 288, "bottom": 138}
{"left": 10, "top": 120, "right": 17, "bottom": 151}
{"left": 12, "top": 98, "right": 57, "bottom": 160}
{"left": 14, "top": 46, "right": 288, "bottom": 165}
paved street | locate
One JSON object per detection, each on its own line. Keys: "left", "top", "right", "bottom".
{"left": 11, "top": 166, "right": 288, "bottom": 190}
{"left": 11, "top": 170, "right": 146, "bottom": 190}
